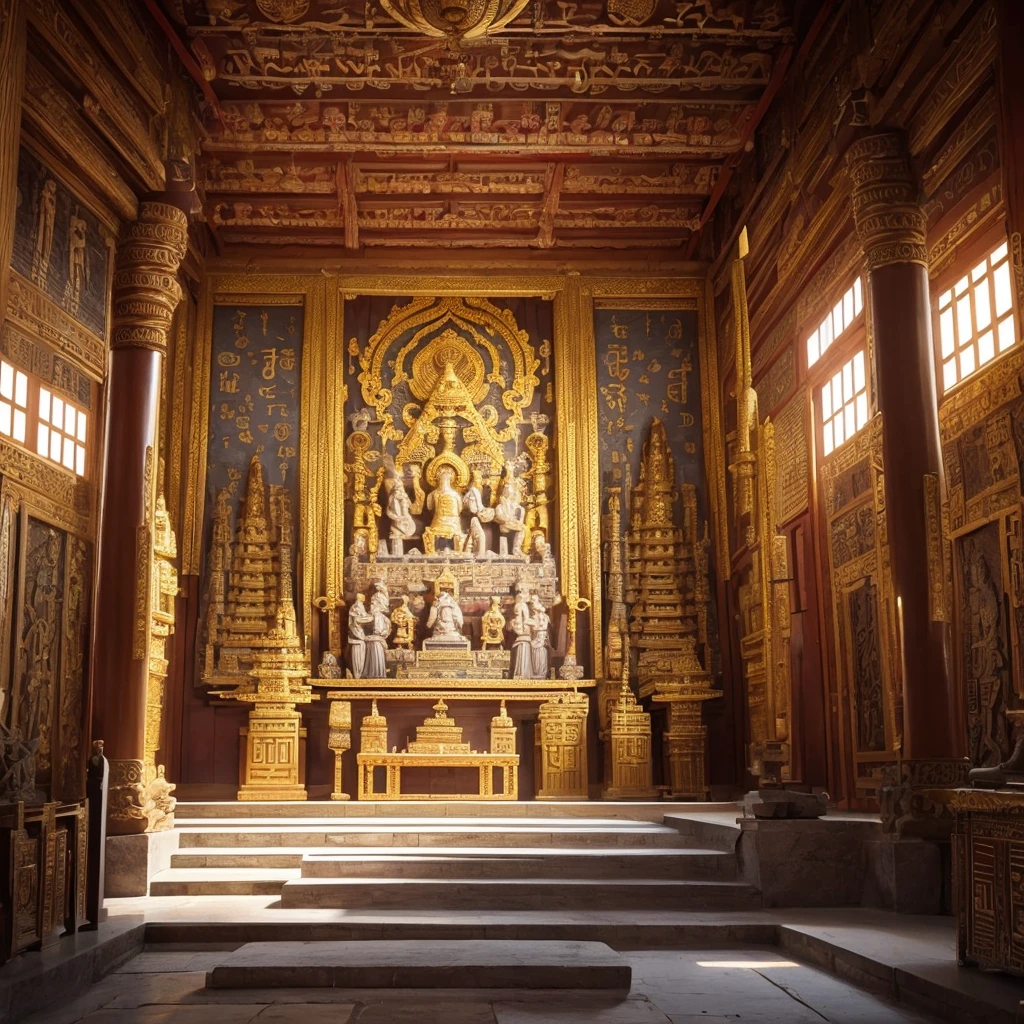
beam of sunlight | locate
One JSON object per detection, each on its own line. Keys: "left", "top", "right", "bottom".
{"left": 696, "top": 960, "right": 800, "bottom": 969}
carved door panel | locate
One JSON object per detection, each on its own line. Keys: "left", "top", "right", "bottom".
{"left": 0, "top": 484, "right": 92, "bottom": 805}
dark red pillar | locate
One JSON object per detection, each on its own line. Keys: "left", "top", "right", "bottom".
{"left": 846, "top": 132, "right": 966, "bottom": 793}
{"left": 91, "top": 201, "right": 188, "bottom": 835}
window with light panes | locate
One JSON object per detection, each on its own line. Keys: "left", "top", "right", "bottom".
{"left": 937, "top": 240, "right": 1017, "bottom": 392}
{"left": 0, "top": 357, "right": 90, "bottom": 478}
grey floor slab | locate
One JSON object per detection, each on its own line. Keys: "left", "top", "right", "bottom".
{"left": 20, "top": 948, "right": 941, "bottom": 1024}
{"left": 206, "top": 939, "right": 632, "bottom": 991}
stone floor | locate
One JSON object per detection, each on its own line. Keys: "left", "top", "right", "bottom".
{"left": 19, "top": 946, "right": 940, "bottom": 1024}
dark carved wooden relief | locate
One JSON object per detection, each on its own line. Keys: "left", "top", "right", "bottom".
{"left": 10, "top": 148, "right": 110, "bottom": 339}
{"left": 14, "top": 518, "right": 65, "bottom": 794}
{"left": 957, "top": 522, "right": 1012, "bottom": 767}
{"left": 847, "top": 579, "right": 885, "bottom": 753}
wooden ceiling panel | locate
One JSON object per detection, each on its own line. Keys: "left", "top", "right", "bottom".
{"left": 162, "top": 0, "right": 796, "bottom": 250}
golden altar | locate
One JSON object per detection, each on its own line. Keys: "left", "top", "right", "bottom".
{"left": 194, "top": 282, "right": 721, "bottom": 801}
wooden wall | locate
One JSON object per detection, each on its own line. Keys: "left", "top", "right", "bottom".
{"left": 709, "top": 0, "right": 1011, "bottom": 807}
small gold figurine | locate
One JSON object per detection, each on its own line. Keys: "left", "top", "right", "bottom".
{"left": 390, "top": 594, "right": 417, "bottom": 649}
{"left": 480, "top": 596, "right": 507, "bottom": 649}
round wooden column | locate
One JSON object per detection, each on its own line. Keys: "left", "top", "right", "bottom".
{"left": 92, "top": 201, "right": 188, "bottom": 835}
{"left": 847, "top": 132, "right": 964, "bottom": 764}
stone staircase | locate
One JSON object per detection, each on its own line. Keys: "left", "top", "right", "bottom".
{"left": 149, "top": 802, "right": 758, "bottom": 911}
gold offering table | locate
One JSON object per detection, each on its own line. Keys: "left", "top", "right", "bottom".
{"left": 357, "top": 752, "right": 519, "bottom": 800}
{"left": 355, "top": 698, "right": 520, "bottom": 800}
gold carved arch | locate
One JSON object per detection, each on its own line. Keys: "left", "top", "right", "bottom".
{"left": 358, "top": 296, "right": 540, "bottom": 445}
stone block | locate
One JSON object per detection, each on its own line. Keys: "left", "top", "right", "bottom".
{"left": 205, "top": 940, "right": 631, "bottom": 990}
{"left": 862, "top": 836, "right": 943, "bottom": 915}
{"left": 104, "top": 830, "right": 180, "bottom": 898}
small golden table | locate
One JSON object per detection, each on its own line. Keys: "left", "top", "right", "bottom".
{"left": 356, "top": 751, "right": 519, "bottom": 800}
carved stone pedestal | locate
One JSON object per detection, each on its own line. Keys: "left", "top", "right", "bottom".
{"left": 536, "top": 692, "right": 589, "bottom": 800}
{"left": 239, "top": 706, "right": 308, "bottom": 802}
{"left": 663, "top": 700, "right": 710, "bottom": 800}
{"left": 327, "top": 700, "right": 352, "bottom": 801}
{"left": 603, "top": 684, "right": 657, "bottom": 800}
{"left": 879, "top": 758, "right": 970, "bottom": 839}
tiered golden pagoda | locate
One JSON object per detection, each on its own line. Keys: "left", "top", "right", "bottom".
{"left": 208, "top": 455, "right": 317, "bottom": 800}
{"left": 628, "top": 419, "right": 717, "bottom": 799}
{"left": 407, "top": 699, "right": 470, "bottom": 753}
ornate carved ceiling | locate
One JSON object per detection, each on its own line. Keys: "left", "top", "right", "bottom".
{"left": 157, "top": 0, "right": 796, "bottom": 251}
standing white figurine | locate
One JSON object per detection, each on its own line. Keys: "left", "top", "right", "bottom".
{"left": 363, "top": 581, "right": 390, "bottom": 678}
{"left": 510, "top": 588, "right": 534, "bottom": 679}
{"left": 347, "top": 594, "right": 372, "bottom": 678}
{"left": 463, "top": 467, "right": 493, "bottom": 557}
{"left": 384, "top": 459, "right": 416, "bottom": 541}
{"left": 529, "top": 594, "right": 551, "bottom": 679}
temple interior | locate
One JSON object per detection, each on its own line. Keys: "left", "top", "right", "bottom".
{"left": 0, "top": 0, "right": 1022, "bottom": 1021}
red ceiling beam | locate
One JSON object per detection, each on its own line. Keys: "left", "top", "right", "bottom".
{"left": 684, "top": 1, "right": 834, "bottom": 261}
{"left": 142, "top": 0, "right": 224, "bottom": 124}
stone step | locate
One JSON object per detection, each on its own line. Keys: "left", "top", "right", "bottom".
{"left": 280, "top": 877, "right": 762, "bottom": 911}
{"left": 176, "top": 821, "right": 691, "bottom": 850}
{"left": 297, "top": 847, "right": 737, "bottom": 880}
{"left": 149, "top": 867, "right": 301, "bottom": 896}
{"left": 663, "top": 814, "right": 741, "bottom": 852}
{"left": 178, "top": 800, "right": 741, "bottom": 822}
{"left": 205, "top": 939, "right": 631, "bottom": 990}
{"left": 170, "top": 848, "right": 309, "bottom": 869}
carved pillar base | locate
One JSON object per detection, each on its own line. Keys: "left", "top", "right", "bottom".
{"left": 107, "top": 758, "right": 178, "bottom": 835}
{"left": 239, "top": 705, "right": 308, "bottom": 801}
{"left": 328, "top": 699, "right": 351, "bottom": 801}
{"left": 664, "top": 701, "right": 709, "bottom": 800}
{"left": 535, "top": 692, "right": 589, "bottom": 800}
{"left": 879, "top": 758, "right": 971, "bottom": 839}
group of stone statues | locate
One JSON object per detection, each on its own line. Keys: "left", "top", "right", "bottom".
{"left": 344, "top": 578, "right": 551, "bottom": 679}
{"left": 384, "top": 459, "right": 530, "bottom": 558}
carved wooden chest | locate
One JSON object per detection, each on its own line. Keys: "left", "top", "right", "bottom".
{"left": 952, "top": 788, "right": 1024, "bottom": 976}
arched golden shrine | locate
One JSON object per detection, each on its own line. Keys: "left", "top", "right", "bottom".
{"left": 179, "top": 271, "right": 726, "bottom": 800}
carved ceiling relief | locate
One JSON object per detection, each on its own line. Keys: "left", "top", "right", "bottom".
{"left": 160, "top": 0, "right": 793, "bottom": 248}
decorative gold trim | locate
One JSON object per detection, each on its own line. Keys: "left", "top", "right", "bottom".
{"left": 340, "top": 275, "right": 563, "bottom": 300}
{"left": 592, "top": 297, "right": 699, "bottom": 311}
{"left": 212, "top": 293, "right": 306, "bottom": 306}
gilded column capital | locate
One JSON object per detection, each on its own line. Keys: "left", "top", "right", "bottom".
{"left": 846, "top": 131, "right": 927, "bottom": 270}
{"left": 111, "top": 200, "right": 189, "bottom": 352}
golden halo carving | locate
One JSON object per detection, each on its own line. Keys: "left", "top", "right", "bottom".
{"left": 410, "top": 329, "right": 487, "bottom": 404}
{"left": 425, "top": 450, "right": 470, "bottom": 488}
{"left": 358, "top": 295, "right": 538, "bottom": 444}
{"left": 379, "top": 0, "right": 530, "bottom": 40}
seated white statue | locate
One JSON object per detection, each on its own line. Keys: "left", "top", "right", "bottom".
{"left": 427, "top": 589, "right": 464, "bottom": 640}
